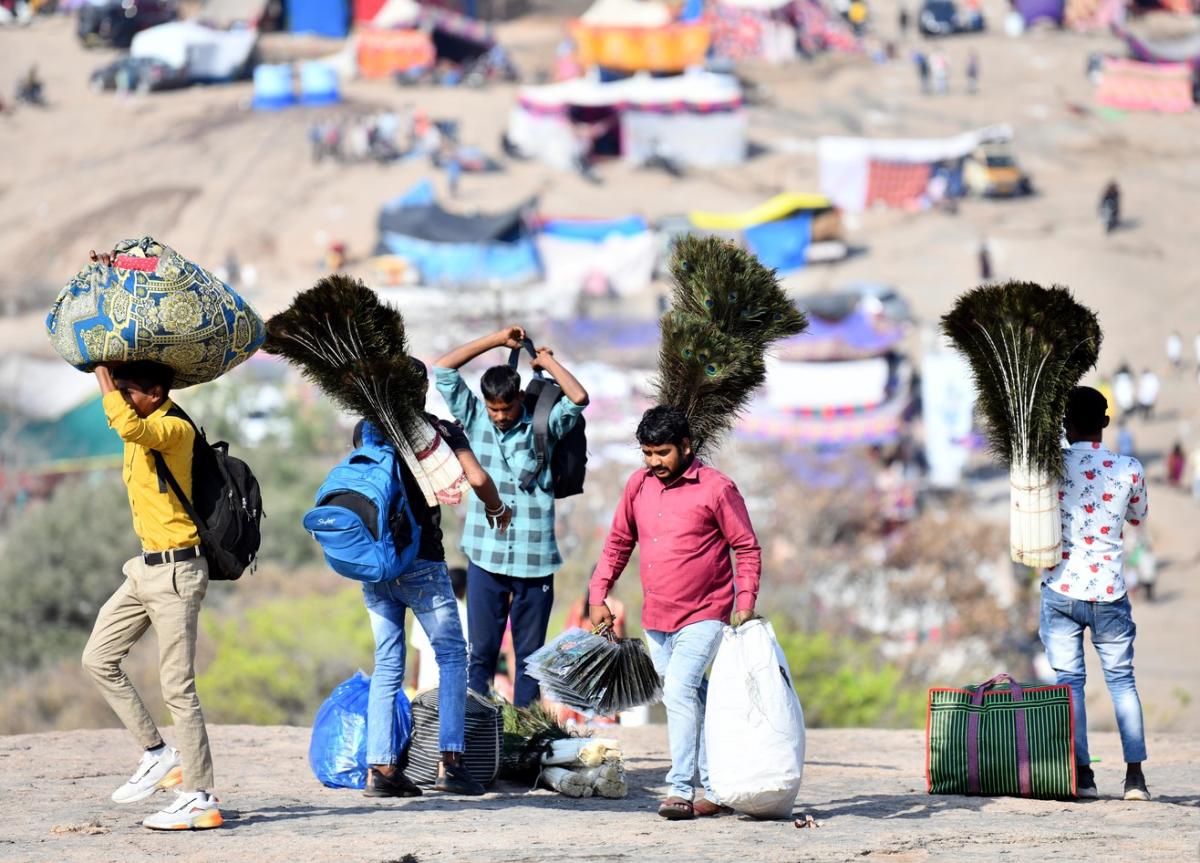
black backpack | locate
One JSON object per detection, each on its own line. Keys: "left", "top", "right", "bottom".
{"left": 509, "top": 338, "right": 587, "bottom": 499}
{"left": 151, "top": 405, "right": 263, "bottom": 581}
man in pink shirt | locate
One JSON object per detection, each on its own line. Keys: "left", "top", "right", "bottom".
{"left": 589, "top": 406, "right": 761, "bottom": 820}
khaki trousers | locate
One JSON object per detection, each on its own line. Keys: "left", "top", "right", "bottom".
{"left": 82, "top": 554, "right": 214, "bottom": 791}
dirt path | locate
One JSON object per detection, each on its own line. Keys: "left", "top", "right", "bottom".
{"left": 1, "top": 725, "right": 1196, "bottom": 863}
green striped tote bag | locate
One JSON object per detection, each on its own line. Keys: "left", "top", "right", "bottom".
{"left": 926, "top": 673, "right": 1076, "bottom": 799}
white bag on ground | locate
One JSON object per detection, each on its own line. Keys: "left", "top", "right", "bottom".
{"left": 705, "top": 618, "right": 805, "bottom": 819}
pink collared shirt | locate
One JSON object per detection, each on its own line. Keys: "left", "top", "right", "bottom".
{"left": 589, "top": 459, "right": 762, "bottom": 633}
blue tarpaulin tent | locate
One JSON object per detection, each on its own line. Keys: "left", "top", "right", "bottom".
{"left": 744, "top": 213, "right": 813, "bottom": 274}
{"left": 288, "top": 0, "right": 350, "bottom": 38}
{"left": 376, "top": 182, "right": 540, "bottom": 287}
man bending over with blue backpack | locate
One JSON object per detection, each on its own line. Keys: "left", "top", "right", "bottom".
{"left": 435, "top": 326, "right": 589, "bottom": 707}
{"left": 311, "top": 360, "right": 512, "bottom": 798}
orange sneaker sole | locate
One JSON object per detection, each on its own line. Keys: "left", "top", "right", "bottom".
{"left": 190, "top": 810, "right": 223, "bottom": 830}
{"left": 158, "top": 766, "right": 183, "bottom": 790}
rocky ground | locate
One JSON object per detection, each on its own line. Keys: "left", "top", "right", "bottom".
{"left": 1, "top": 725, "right": 1196, "bottom": 863}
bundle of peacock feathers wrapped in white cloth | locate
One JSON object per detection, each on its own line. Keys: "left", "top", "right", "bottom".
{"left": 941, "top": 281, "right": 1102, "bottom": 568}
{"left": 263, "top": 275, "right": 467, "bottom": 506}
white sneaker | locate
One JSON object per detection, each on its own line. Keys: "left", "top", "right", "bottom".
{"left": 142, "top": 790, "right": 223, "bottom": 831}
{"left": 111, "top": 747, "right": 183, "bottom": 804}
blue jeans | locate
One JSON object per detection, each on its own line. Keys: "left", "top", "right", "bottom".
{"left": 646, "top": 619, "right": 724, "bottom": 802}
{"left": 362, "top": 562, "right": 467, "bottom": 763}
{"left": 1039, "top": 586, "right": 1147, "bottom": 765}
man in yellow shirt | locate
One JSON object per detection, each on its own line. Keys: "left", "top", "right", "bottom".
{"left": 82, "top": 360, "right": 222, "bottom": 831}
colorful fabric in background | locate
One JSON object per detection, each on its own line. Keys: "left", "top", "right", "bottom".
{"left": 45, "top": 236, "right": 265, "bottom": 389}
{"left": 357, "top": 28, "right": 437, "bottom": 78}
{"left": 866, "top": 160, "right": 932, "bottom": 209}
{"left": 570, "top": 21, "right": 712, "bottom": 72}
{"left": 1064, "top": 0, "right": 1124, "bottom": 30}
{"left": 1095, "top": 58, "right": 1194, "bottom": 113}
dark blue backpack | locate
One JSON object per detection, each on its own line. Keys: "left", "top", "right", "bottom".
{"left": 303, "top": 422, "right": 421, "bottom": 582}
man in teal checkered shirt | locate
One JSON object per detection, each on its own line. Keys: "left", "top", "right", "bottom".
{"left": 435, "top": 325, "right": 589, "bottom": 707}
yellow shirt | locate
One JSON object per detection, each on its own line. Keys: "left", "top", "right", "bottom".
{"left": 103, "top": 391, "right": 200, "bottom": 552}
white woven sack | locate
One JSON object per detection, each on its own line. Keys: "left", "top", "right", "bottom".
{"left": 705, "top": 618, "right": 805, "bottom": 819}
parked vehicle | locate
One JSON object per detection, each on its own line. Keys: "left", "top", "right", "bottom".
{"left": 963, "top": 141, "right": 1033, "bottom": 198}
{"left": 90, "top": 56, "right": 188, "bottom": 93}
{"left": 78, "top": 0, "right": 175, "bottom": 49}
{"left": 918, "top": 0, "right": 985, "bottom": 36}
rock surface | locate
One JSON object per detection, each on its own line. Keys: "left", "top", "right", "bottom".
{"left": 1, "top": 725, "right": 1196, "bottom": 862}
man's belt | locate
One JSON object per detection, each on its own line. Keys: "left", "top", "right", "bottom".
{"left": 143, "top": 546, "right": 202, "bottom": 566}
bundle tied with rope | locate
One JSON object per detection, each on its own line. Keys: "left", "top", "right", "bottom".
{"left": 941, "top": 281, "right": 1102, "bottom": 568}
{"left": 654, "top": 235, "right": 808, "bottom": 455}
{"left": 263, "top": 274, "right": 467, "bottom": 505}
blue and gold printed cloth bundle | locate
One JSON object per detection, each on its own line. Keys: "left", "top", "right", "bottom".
{"left": 46, "top": 236, "right": 265, "bottom": 388}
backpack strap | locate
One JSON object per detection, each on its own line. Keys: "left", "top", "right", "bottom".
{"left": 507, "top": 336, "right": 555, "bottom": 494}
{"left": 151, "top": 449, "right": 208, "bottom": 534}
{"left": 519, "top": 380, "right": 560, "bottom": 494}
{"left": 151, "top": 404, "right": 209, "bottom": 534}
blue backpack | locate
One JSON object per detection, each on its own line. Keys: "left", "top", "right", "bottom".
{"left": 303, "top": 422, "right": 421, "bottom": 582}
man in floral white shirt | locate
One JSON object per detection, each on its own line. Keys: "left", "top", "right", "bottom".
{"left": 1041, "top": 386, "right": 1149, "bottom": 801}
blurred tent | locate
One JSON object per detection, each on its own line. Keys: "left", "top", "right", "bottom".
{"left": 738, "top": 303, "right": 910, "bottom": 446}
{"left": 1095, "top": 57, "right": 1194, "bottom": 110}
{"left": 1115, "top": 23, "right": 1200, "bottom": 69}
{"left": 0, "top": 356, "right": 122, "bottom": 477}
{"left": 707, "top": 0, "right": 802, "bottom": 64}
{"left": 130, "top": 21, "right": 258, "bottom": 80}
{"left": 683, "top": 193, "right": 846, "bottom": 271}
{"left": 1063, "top": 0, "right": 1124, "bottom": 30}
{"left": 375, "top": 181, "right": 540, "bottom": 287}
{"left": 1014, "top": 0, "right": 1065, "bottom": 25}
{"left": 571, "top": 0, "right": 710, "bottom": 72}
{"left": 288, "top": 0, "right": 351, "bottom": 37}
{"left": 507, "top": 71, "right": 746, "bottom": 171}
{"left": 535, "top": 216, "right": 658, "bottom": 299}
{"left": 818, "top": 126, "right": 1011, "bottom": 213}
{"left": 197, "top": 0, "right": 269, "bottom": 27}
{"left": 353, "top": 3, "right": 494, "bottom": 78}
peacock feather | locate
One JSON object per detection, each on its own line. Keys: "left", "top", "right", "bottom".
{"left": 655, "top": 236, "right": 807, "bottom": 454}
{"left": 262, "top": 274, "right": 430, "bottom": 457}
{"left": 940, "top": 281, "right": 1102, "bottom": 477}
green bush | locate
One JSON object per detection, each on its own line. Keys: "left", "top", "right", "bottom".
{"left": 774, "top": 626, "right": 925, "bottom": 728}
{"left": 0, "top": 474, "right": 138, "bottom": 675}
{"left": 197, "top": 586, "right": 377, "bottom": 725}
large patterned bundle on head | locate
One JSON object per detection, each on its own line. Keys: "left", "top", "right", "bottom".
{"left": 45, "top": 236, "right": 265, "bottom": 388}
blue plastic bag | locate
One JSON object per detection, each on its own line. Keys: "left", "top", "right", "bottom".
{"left": 308, "top": 670, "right": 413, "bottom": 789}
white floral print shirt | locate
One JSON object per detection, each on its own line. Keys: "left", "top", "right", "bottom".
{"left": 1042, "top": 441, "right": 1148, "bottom": 602}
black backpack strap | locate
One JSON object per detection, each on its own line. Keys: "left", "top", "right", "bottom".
{"left": 519, "top": 381, "right": 559, "bottom": 494}
{"left": 151, "top": 449, "right": 208, "bottom": 534}
{"left": 152, "top": 403, "right": 209, "bottom": 534}
{"left": 506, "top": 335, "right": 555, "bottom": 494}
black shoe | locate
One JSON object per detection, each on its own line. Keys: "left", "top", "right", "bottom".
{"left": 1123, "top": 773, "right": 1152, "bottom": 801}
{"left": 364, "top": 767, "right": 423, "bottom": 798}
{"left": 434, "top": 762, "right": 486, "bottom": 796}
{"left": 1076, "top": 765, "right": 1099, "bottom": 799}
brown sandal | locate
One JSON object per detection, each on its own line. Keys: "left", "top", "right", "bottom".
{"left": 693, "top": 798, "right": 733, "bottom": 817}
{"left": 657, "top": 797, "right": 695, "bottom": 820}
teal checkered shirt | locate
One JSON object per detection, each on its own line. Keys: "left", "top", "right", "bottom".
{"left": 435, "top": 367, "right": 585, "bottom": 578}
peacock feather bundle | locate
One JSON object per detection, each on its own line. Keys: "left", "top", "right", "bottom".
{"left": 263, "top": 274, "right": 466, "bottom": 505}
{"left": 499, "top": 702, "right": 574, "bottom": 783}
{"left": 655, "top": 235, "right": 807, "bottom": 454}
{"left": 941, "top": 281, "right": 1102, "bottom": 568}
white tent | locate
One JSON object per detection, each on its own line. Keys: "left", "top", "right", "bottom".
{"left": 507, "top": 71, "right": 746, "bottom": 171}
{"left": 818, "top": 124, "right": 1012, "bottom": 212}
{"left": 131, "top": 21, "right": 257, "bottom": 80}
{"left": 579, "top": 0, "right": 673, "bottom": 27}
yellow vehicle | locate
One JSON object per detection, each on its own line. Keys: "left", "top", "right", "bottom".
{"left": 963, "top": 141, "right": 1033, "bottom": 198}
